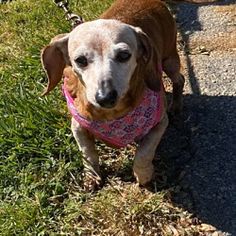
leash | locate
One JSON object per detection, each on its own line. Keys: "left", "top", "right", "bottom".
{"left": 53, "top": 0, "right": 84, "bottom": 29}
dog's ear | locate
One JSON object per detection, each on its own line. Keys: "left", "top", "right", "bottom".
{"left": 41, "top": 34, "right": 70, "bottom": 95}
{"left": 134, "top": 28, "right": 161, "bottom": 92}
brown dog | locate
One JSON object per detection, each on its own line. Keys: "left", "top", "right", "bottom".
{"left": 41, "top": 0, "right": 189, "bottom": 190}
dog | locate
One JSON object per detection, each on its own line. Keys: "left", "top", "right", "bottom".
{"left": 41, "top": 0, "right": 207, "bottom": 190}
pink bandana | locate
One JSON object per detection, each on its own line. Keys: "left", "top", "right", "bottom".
{"left": 63, "top": 83, "right": 162, "bottom": 148}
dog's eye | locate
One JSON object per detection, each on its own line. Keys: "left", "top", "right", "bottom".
{"left": 75, "top": 56, "right": 88, "bottom": 67}
{"left": 116, "top": 51, "right": 131, "bottom": 63}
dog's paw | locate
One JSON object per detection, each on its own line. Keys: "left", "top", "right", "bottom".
{"left": 133, "top": 163, "right": 154, "bottom": 186}
{"left": 83, "top": 169, "right": 102, "bottom": 192}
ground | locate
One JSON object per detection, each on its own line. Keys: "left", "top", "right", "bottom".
{"left": 162, "top": 0, "right": 236, "bottom": 235}
{"left": 0, "top": 0, "right": 235, "bottom": 235}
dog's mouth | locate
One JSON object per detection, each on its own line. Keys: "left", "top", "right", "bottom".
{"left": 101, "top": 100, "right": 117, "bottom": 109}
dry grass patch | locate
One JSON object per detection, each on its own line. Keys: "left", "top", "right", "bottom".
{"left": 60, "top": 181, "right": 220, "bottom": 236}
{"left": 184, "top": 34, "right": 236, "bottom": 52}
{"left": 63, "top": 183, "right": 189, "bottom": 235}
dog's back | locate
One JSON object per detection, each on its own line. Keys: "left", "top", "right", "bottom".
{"left": 101, "top": 0, "right": 177, "bottom": 58}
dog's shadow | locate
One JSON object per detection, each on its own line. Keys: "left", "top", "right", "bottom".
{"left": 158, "top": 93, "right": 236, "bottom": 234}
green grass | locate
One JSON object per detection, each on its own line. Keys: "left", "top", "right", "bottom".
{"left": 0, "top": 0, "right": 217, "bottom": 235}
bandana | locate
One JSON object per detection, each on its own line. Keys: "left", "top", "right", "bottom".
{"left": 63, "top": 82, "right": 162, "bottom": 148}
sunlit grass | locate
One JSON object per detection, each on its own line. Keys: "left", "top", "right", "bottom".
{"left": 0, "top": 1, "right": 112, "bottom": 234}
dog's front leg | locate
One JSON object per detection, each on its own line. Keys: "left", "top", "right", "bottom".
{"left": 133, "top": 113, "right": 169, "bottom": 186}
{"left": 71, "top": 117, "right": 101, "bottom": 190}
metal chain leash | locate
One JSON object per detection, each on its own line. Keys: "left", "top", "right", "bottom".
{"left": 53, "top": 0, "right": 84, "bottom": 29}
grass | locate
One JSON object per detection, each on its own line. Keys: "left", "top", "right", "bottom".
{"left": 0, "top": 0, "right": 218, "bottom": 235}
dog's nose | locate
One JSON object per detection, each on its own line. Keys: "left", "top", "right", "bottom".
{"left": 95, "top": 89, "right": 118, "bottom": 108}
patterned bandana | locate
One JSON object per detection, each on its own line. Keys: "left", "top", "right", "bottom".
{"left": 63, "top": 82, "right": 162, "bottom": 148}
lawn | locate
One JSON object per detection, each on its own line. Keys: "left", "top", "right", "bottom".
{"left": 0, "top": 0, "right": 216, "bottom": 235}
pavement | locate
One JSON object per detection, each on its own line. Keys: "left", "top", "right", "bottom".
{"left": 159, "top": 0, "right": 236, "bottom": 235}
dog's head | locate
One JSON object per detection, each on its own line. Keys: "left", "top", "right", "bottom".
{"left": 41, "top": 19, "right": 160, "bottom": 109}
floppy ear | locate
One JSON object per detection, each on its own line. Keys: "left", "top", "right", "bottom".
{"left": 134, "top": 28, "right": 161, "bottom": 92}
{"left": 41, "top": 34, "right": 70, "bottom": 95}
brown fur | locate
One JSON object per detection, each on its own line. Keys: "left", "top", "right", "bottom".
{"left": 101, "top": 0, "right": 177, "bottom": 58}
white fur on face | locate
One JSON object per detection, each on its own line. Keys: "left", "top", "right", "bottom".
{"left": 68, "top": 19, "right": 138, "bottom": 107}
